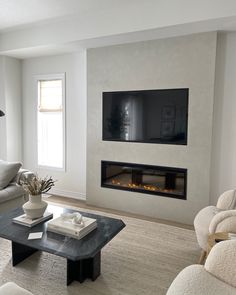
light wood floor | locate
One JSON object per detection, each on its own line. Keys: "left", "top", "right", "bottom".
{"left": 46, "top": 194, "right": 194, "bottom": 230}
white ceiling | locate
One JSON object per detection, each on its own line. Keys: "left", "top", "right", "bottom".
{"left": 1, "top": 0, "right": 236, "bottom": 58}
{"left": 0, "top": 0, "right": 127, "bottom": 31}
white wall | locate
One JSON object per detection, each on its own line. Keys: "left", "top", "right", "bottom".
{"left": 87, "top": 32, "right": 217, "bottom": 224}
{"left": 0, "top": 56, "right": 22, "bottom": 162}
{"left": 5, "top": 57, "right": 22, "bottom": 161}
{"left": 22, "top": 52, "right": 87, "bottom": 199}
{"left": 210, "top": 32, "right": 236, "bottom": 204}
{"left": 0, "top": 57, "right": 7, "bottom": 159}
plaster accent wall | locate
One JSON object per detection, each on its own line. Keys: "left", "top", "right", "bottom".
{"left": 0, "top": 56, "right": 22, "bottom": 161}
{"left": 210, "top": 32, "right": 236, "bottom": 204}
{"left": 87, "top": 32, "right": 217, "bottom": 224}
{"left": 22, "top": 52, "right": 87, "bottom": 199}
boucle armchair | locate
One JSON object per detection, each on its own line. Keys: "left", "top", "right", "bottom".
{"left": 194, "top": 189, "right": 236, "bottom": 255}
{"left": 167, "top": 240, "right": 236, "bottom": 295}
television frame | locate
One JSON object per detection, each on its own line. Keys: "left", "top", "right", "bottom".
{"left": 102, "top": 88, "right": 189, "bottom": 145}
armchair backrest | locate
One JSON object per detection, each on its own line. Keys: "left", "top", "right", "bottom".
{"left": 205, "top": 240, "right": 236, "bottom": 288}
{"left": 216, "top": 190, "right": 236, "bottom": 210}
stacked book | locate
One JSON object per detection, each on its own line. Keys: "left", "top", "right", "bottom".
{"left": 12, "top": 212, "right": 53, "bottom": 227}
{"left": 229, "top": 233, "right": 236, "bottom": 240}
{"left": 47, "top": 215, "right": 97, "bottom": 240}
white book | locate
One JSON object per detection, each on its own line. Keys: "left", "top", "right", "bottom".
{"left": 13, "top": 212, "right": 53, "bottom": 227}
{"left": 229, "top": 233, "right": 236, "bottom": 239}
{"left": 47, "top": 216, "right": 97, "bottom": 240}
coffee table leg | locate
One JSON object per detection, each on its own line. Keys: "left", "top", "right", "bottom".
{"left": 67, "top": 251, "right": 101, "bottom": 285}
{"left": 12, "top": 241, "right": 38, "bottom": 266}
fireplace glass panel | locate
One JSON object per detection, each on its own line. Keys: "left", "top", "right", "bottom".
{"left": 101, "top": 161, "right": 187, "bottom": 199}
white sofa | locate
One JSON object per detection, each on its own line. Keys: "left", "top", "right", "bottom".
{"left": 0, "top": 160, "right": 34, "bottom": 213}
{"left": 0, "top": 282, "right": 33, "bottom": 294}
{"left": 167, "top": 240, "right": 236, "bottom": 295}
{"left": 194, "top": 189, "right": 236, "bottom": 252}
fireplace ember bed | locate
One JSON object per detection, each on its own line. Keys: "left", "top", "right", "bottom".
{"left": 101, "top": 161, "right": 187, "bottom": 200}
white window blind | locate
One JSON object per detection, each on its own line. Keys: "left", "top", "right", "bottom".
{"left": 39, "top": 80, "right": 62, "bottom": 111}
{"left": 37, "top": 75, "right": 65, "bottom": 169}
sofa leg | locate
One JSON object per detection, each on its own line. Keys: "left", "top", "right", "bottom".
{"left": 198, "top": 250, "right": 206, "bottom": 264}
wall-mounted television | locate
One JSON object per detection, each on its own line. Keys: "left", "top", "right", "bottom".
{"left": 102, "top": 88, "right": 189, "bottom": 145}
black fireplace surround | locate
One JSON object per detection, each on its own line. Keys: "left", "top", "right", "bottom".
{"left": 101, "top": 161, "right": 187, "bottom": 200}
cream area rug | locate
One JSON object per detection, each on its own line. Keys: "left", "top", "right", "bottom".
{"left": 0, "top": 203, "right": 199, "bottom": 295}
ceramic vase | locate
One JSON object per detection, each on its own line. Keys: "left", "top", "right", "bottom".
{"left": 23, "top": 194, "right": 48, "bottom": 219}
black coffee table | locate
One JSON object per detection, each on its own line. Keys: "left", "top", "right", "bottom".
{"left": 0, "top": 204, "right": 125, "bottom": 285}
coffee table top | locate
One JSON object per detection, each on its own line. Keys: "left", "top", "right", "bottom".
{"left": 0, "top": 204, "right": 125, "bottom": 261}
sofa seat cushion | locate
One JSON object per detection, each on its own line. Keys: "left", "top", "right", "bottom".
{"left": 0, "top": 160, "right": 22, "bottom": 190}
{"left": 194, "top": 206, "right": 220, "bottom": 250}
{"left": 0, "top": 184, "right": 25, "bottom": 204}
{"left": 167, "top": 265, "right": 236, "bottom": 295}
{"left": 0, "top": 282, "right": 33, "bottom": 295}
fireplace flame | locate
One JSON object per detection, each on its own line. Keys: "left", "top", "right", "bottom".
{"left": 111, "top": 179, "right": 167, "bottom": 192}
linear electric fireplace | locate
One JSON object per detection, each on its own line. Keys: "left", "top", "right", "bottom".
{"left": 101, "top": 161, "right": 187, "bottom": 199}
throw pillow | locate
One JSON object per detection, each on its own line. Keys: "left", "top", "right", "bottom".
{"left": 0, "top": 160, "right": 22, "bottom": 190}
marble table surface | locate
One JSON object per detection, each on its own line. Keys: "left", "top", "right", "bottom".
{"left": 0, "top": 204, "right": 126, "bottom": 261}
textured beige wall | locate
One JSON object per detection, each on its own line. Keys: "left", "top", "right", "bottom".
{"left": 87, "top": 32, "right": 217, "bottom": 224}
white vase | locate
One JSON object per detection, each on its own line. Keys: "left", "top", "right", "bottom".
{"left": 23, "top": 194, "right": 48, "bottom": 219}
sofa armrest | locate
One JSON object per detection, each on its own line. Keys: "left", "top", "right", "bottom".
{"left": 209, "top": 210, "right": 236, "bottom": 234}
{"left": 12, "top": 169, "right": 35, "bottom": 185}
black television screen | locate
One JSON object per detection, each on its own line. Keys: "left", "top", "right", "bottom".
{"left": 102, "top": 88, "right": 189, "bottom": 145}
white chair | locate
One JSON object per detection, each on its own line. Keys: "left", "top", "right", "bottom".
{"left": 194, "top": 189, "right": 236, "bottom": 261}
{"left": 167, "top": 240, "right": 236, "bottom": 295}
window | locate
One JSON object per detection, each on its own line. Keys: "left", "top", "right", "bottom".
{"left": 36, "top": 74, "right": 65, "bottom": 170}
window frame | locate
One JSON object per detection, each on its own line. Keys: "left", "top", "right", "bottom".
{"left": 35, "top": 73, "right": 66, "bottom": 171}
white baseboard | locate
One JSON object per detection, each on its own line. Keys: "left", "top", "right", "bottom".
{"left": 49, "top": 188, "right": 86, "bottom": 201}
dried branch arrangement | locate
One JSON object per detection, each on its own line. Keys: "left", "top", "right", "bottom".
{"left": 21, "top": 175, "right": 56, "bottom": 195}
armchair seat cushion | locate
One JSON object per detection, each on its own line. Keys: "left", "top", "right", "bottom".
{"left": 167, "top": 265, "right": 236, "bottom": 295}
{"left": 194, "top": 206, "right": 221, "bottom": 251}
